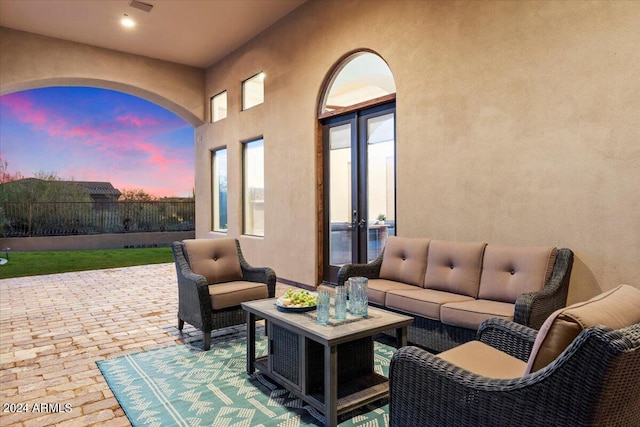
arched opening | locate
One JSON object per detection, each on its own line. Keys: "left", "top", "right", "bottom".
{"left": 1, "top": 85, "right": 194, "bottom": 199}
{"left": 318, "top": 51, "right": 396, "bottom": 284}
{"left": 1, "top": 77, "right": 203, "bottom": 127}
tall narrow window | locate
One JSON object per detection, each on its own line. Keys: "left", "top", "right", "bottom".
{"left": 243, "top": 138, "right": 264, "bottom": 236}
{"left": 242, "top": 72, "right": 265, "bottom": 110}
{"left": 211, "top": 148, "right": 228, "bottom": 232}
{"left": 211, "top": 91, "right": 227, "bottom": 122}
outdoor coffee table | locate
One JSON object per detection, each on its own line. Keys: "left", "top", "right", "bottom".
{"left": 242, "top": 298, "right": 412, "bottom": 427}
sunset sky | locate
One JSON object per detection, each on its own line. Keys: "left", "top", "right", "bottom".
{"left": 0, "top": 87, "right": 194, "bottom": 198}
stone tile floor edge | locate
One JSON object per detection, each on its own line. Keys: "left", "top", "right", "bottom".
{"left": 0, "top": 263, "right": 296, "bottom": 427}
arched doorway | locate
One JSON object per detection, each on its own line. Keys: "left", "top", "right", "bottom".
{"left": 319, "top": 51, "right": 396, "bottom": 284}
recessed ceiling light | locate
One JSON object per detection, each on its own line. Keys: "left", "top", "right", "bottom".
{"left": 121, "top": 15, "right": 135, "bottom": 28}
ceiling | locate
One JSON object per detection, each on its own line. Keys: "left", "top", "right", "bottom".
{"left": 0, "top": 0, "right": 306, "bottom": 69}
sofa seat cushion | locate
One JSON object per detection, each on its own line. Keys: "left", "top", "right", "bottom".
{"left": 386, "top": 289, "right": 474, "bottom": 320}
{"left": 423, "top": 240, "right": 486, "bottom": 297}
{"left": 208, "top": 281, "right": 268, "bottom": 310}
{"left": 437, "top": 340, "right": 526, "bottom": 379}
{"left": 379, "top": 236, "right": 431, "bottom": 286}
{"left": 525, "top": 284, "right": 640, "bottom": 374}
{"left": 367, "top": 279, "right": 417, "bottom": 306}
{"left": 440, "top": 299, "right": 515, "bottom": 330}
{"left": 478, "top": 245, "right": 557, "bottom": 303}
{"left": 183, "top": 238, "right": 243, "bottom": 284}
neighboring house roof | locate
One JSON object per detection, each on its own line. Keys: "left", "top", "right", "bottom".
{"left": 6, "top": 178, "right": 122, "bottom": 198}
{"left": 72, "top": 181, "right": 122, "bottom": 197}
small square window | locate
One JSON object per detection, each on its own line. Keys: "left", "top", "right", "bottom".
{"left": 211, "top": 91, "right": 227, "bottom": 122}
{"left": 242, "top": 72, "right": 265, "bottom": 110}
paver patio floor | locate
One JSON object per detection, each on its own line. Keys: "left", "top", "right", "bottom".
{"left": 0, "top": 263, "right": 295, "bottom": 426}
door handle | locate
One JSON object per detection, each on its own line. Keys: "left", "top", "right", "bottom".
{"left": 352, "top": 210, "right": 367, "bottom": 230}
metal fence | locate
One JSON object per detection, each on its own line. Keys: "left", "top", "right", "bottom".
{"left": 0, "top": 201, "right": 195, "bottom": 237}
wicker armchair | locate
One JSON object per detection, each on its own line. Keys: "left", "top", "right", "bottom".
{"left": 389, "top": 286, "right": 640, "bottom": 427}
{"left": 172, "top": 238, "right": 276, "bottom": 350}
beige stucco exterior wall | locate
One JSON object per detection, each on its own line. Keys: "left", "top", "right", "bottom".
{"left": 0, "top": 27, "right": 205, "bottom": 126}
{"left": 199, "top": 0, "right": 639, "bottom": 303}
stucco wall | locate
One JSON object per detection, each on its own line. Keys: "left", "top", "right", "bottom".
{"left": 198, "top": 0, "right": 639, "bottom": 303}
{"left": 0, "top": 27, "right": 205, "bottom": 126}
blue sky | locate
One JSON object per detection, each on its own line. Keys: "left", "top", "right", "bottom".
{"left": 0, "top": 87, "right": 194, "bottom": 197}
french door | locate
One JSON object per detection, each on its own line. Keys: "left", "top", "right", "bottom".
{"left": 322, "top": 102, "right": 396, "bottom": 284}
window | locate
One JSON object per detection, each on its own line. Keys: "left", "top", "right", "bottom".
{"left": 211, "top": 91, "right": 227, "bottom": 122}
{"left": 242, "top": 72, "right": 265, "bottom": 110}
{"left": 211, "top": 148, "right": 228, "bottom": 232}
{"left": 243, "top": 138, "right": 264, "bottom": 236}
{"left": 321, "top": 52, "right": 395, "bottom": 114}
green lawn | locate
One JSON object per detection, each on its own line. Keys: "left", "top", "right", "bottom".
{"left": 0, "top": 247, "right": 173, "bottom": 279}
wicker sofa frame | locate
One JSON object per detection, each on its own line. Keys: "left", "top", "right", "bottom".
{"left": 172, "top": 239, "right": 276, "bottom": 350}
{"left": 388, "top": 318, "right": 640, "bottom": 426}
{"left": 337, "top": 247, "right": 574, "bottom": 352}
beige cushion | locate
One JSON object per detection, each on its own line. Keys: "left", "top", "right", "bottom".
{"left": 183, "top": 238, "right": 243, "bottom": 284}
{"left": 366, "top": 279, "right": 417, "bottom": 306}
{"left": 423, "top": 240, "right": 486, "bottom": 297}
{"left": 208, "top": 281, "right": 268, "bottom": 310}
{"left": 386, "top": 289, "right": 474, "bottom": 320}
{"left": 379, "top": 236, "right": 431, "bottom": 286}
{"left": 438, "top": 341, "right": 526, "bottom": 379}
{"left": 525, "top": 284, "right": 640, "bottom": 374}
{"left": 478, "top": 245, "right": 557, "bottom": 303}
{"left": 440, "top": 299, "right": 515, "bottom": 329}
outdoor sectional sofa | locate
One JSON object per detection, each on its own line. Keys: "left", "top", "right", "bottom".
{"left": 337, "top": 236, "right": 574, "bottom": 352}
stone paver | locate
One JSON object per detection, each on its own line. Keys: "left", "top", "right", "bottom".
{"left": 0, "top": 263, "right": 295, "bottom": 426}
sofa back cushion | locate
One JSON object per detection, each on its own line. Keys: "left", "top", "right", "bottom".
{"left": 423, "top": 240, "right": 486, "bottom": 297}
{"left": 478, "top": 245, "right": 557, "bottom": 303}
{"left": 183, "top": 238, "right": 243, "bottom": 284}
{"left": 379, "top": 236, "right": 431, "bottom": 287}
{"left": 524, "top": 284, "right": 640, "bottom": 374}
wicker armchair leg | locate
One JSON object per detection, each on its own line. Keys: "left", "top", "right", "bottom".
{"left": 178, "top": 317, "right": 184, "bottom": 330}
{"left": 203, "top": 332, "right": 211, "bottom": 351}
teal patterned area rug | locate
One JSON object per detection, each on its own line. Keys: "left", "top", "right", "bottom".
{"left": 97, "top": 328, "right": 394, "bottom": 426}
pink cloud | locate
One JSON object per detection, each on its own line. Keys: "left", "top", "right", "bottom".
{"left": 1, "top": 93, "right": 55, "bottom": 128}
{"left": 116, "top": 114, "right": 160, "bottom": 128}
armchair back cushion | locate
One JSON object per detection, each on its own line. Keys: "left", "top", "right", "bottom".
{"left": 379, "top": 236, "right": 431, "bottom": 287}
{"left": 183, "top": 238, "right": 243, "bottom": 284}
{"left": 525, "top": 284, "right": 640, "bottom": 373}
{"left": 478, "top": 245, "right": 557, "bottom": 303}
{"left": 424, "top": 240, "right": 486, "bottom": 297}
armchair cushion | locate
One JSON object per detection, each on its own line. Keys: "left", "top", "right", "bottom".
{"left": 437, "top": 340, "right": 526, "bottom": 379}
{"left": 208, "top": 281, "right": 268, "bottom": 310}
{"left": 183, "top": 238, "right": 243, "bottom": 284}
{"left": 423, "top": 240, "right": 486, "bottom": 297}
{"left": 478, "top": 245, "right": 557, "bottom": 303}
{"left": 379, "top": 236, "right": 431, "bottom": 286}
{"left": 525, "top": 284, "right": 640, "bottom": 373}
